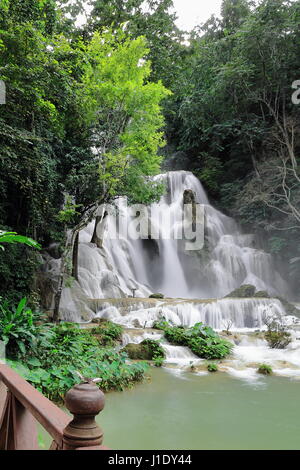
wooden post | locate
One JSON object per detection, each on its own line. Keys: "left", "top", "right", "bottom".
{"left": 63, "top": 381, "right": 105, "bottom": 450}
{"left": 0, "top": 392, "right": 38, "bottom": 450}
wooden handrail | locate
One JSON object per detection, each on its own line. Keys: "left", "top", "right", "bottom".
{"left": 0, "top": 364, "right": 108, "bottom": 450}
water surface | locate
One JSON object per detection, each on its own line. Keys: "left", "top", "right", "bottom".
{"left": 98, "top": 368, "right": 300, "bottom": 450}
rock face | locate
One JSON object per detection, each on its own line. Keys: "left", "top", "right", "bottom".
{"left": 36, "top": 252, "right": 94, "bottom": 322}
{"left": 183, "top": 189, "right": 196, "bottom": 205}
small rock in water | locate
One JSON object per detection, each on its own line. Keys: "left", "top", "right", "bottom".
{"left": 225, "top": 284, "right": 257, "bottom": 298}
{"left": 149, "top": 293, "right": 164, "bottom": 299}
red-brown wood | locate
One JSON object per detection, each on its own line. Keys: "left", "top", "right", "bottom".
{"left": 0, "top": 381, "right": 7, "bottom": 418}
{"left": 12, "top": 395, "right": 39, "bottom": 449}
{"left": 0, "top": 364, "right": 70, "bottom": 449}
{"left": 0, "top": 364, "right": 109, "bottom": 450}
{"left": 0, "top": 392, "right": 13, "bottom": 449}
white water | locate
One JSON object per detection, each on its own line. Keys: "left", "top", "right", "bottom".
{"left": 55, "top": 170, "right": 300, "bottom": 379}
{"left": 95, "top": 297, "right": 289, "bottom": 331}
{"left": 76, "top": 171, "right": 288, "bottom": 302}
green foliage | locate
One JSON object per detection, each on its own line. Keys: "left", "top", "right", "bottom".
{"left": 0, "top": 297, "right": 43, "bottom": 357}
{"left": 207, "top": 362, "right": 218, "bottom": 372}
{"left": 0, "top": 3, "right": 171, "bottom": 304}
{"left": 263, "top": 312, "right": 292, "bottom": 349}
{"left": 0, "top": 231, "right": 41, "bottom": 250}
{"left": 225, "top": 284, "right": 257, "bottom": 298}
{"left": 88, "top": 0, "right": 185, "bottom": 87}
{"left": 143, "top": 339, "right": 165, "bottom": 365}
{"left": 0, "top": 242, "right": 41, "bottom": 304}
{"left": 264, "top": 330, "right": 291, "bottom": 350}
{"left": 6, "top": 321, "right": 149, "bottom": 402}
{"left": 195, "top": 153, "right": 224, "bottom": 195}
{"left": 158, "top": 321, "right": 233, "bottom": 360}
{"left": 56, "top": 195, "right": 83, "bottom": 224}
{"left": 165, "top": 0, "right": 300, "bottom": 290}
{"left": 81, "top": 30, "right": 171, "bottom": 203}
{"left": 149, "top": 293, "right": 165, "bottom": 299}
{"left": 268, "top": 237, "right": 287, "bottom": 255}
{"left": 90, "top": 320, "right": 123, "bottom": 347}
{"left": 257, "top": 363, "right": 273, "bottom": 375}
{"left": 123, "top": 339, "right": 165, "bottom": 363}
{"left": 153, "top": 319, "right": 170, "bottom": 330}
{"left": 153, "top": 356, "right": 164, "bottom": 367}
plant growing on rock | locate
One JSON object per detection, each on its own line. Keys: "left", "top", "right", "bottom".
{"left": 222, "top": 319, "right": 233, "bottom": 335}
{"left": 225, "top": 284, "right": 256, "bottom": 298}
{"left": 123, "top": 339, "right": 165, "bottom": 363}
{"left": 257, "top": 364, "right": 273, "bottom": 375}
{"left": 264, "top": 330, "right": 291, "bottom": 349}
{"left": 159, "top": 321, "right": 233, "bottom": 360}
{"left": 263, "top": 312, "right": 292, "bottom": 349}
{"left": 90, "top": 320, "right": 123, "bottom": 347}
{"left": 149, "top": 293, "right": 164, "bottom": 299}
{"left": 207, "top": 362, "right": 218, "bottom": 372}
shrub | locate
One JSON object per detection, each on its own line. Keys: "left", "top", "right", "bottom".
{"left": 90, "top": 320, "right": 123, "bottom": 346}
{"left": 123, "top": 339, "right": 165, "bottom": 363}
{"left": 6, "top": 321, "right": 149, "bottom": 403}
{"left": 153, "top": 356, "right": 164, "bottom": 367}
{"left": 152, "top": 319, "right": 170, "bottom": 330}
{"left": 0, "top": 297, "right": 44, "bottom": 358}
{"left": 257, "top": 364, "right": 273, "bottom": 375}
{"left": 163, "top": 322, "right": 233, "bottom": 360}
{"left": 207, "top": 362, "right": 218, "bottom": 372}
{"left": 264, "top": 330, "right": 291, "bottom": 349}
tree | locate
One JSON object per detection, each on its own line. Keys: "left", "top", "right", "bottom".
{"left": 87, "top": 0, "right": 185, "bottom": 87}
{"left": 51, "top": 30, "right": 171, "bottom": 321}
{"left": 221, "top": 0, "right": 251, "bottom": 33}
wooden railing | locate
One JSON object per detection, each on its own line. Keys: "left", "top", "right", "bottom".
{"left": 0, "top": 364, "right": 108, "bottom": 450}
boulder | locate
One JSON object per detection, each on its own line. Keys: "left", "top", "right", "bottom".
{"left": 123, "top": 339, "right": 165, "bottom": 360}
{"left": 225, "top": 284, "right": 256, "bottom": 298}
{"left": 254, "top": 290, "right": 270, "bottom": 298}
{"left": 149, "top": 293, "right": 164, "bottom": 299}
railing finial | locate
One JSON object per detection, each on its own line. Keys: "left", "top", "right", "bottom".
{"left": 63, "top": 380, "right": 105, "bottom": 450}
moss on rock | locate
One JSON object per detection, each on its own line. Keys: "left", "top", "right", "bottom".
{"left": 149, "top": 293, "right": 164, "bottom": 299}
{"left": 225, "top": 284, "right": 257, "bottom": 298}
{"left": 123, "top": 339, "right": 165, "bottom": 361}
{"left": 254, "top": 290, "right": 270, "bottom": 298}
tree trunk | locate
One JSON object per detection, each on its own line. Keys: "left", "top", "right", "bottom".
{"left": 72, "top": 232, "right": 79, "bottom": 281}
{"left": 52, "top": 230, "right": 73, "bottom": 323}
{"left": 52, "top": 266, "right": 64, "bottom": 323}
{"left": 52, "top": 203, "right": 103, "bottom": 322}
{"left": 91, "top": 215, "right": 102, "bottom": 246}
{"left": 91, "top": 212, "right": 108, "bottom": 248}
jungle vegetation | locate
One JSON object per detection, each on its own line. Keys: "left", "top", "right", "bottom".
{"left": 0, "top": 0, "right": 299, "bottom": 307}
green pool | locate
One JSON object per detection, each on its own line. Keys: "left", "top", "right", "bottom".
{"left": 98, "top": 367, "right": 300, "bottom": 450}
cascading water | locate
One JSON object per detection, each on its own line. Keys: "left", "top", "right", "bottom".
{"left": 52, "top": 170, "right": 300, "bottom": 379}
{"left": 94, "top": 297, "right": 289, "bottom": 331}
{"left": 76, "top": 170, "right": 288, "bottom": 302}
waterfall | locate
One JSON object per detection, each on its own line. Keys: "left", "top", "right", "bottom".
{"left": 76, "top": 170, "right": 288, "bottom": 301}
{"left": 53, "top": 170, "right": 294, "bottom": 326}
{"left": 95, "top": 297, "right": 288, "bottom": 331}
{"left": 162, "top": 344, "right": 199, "bottom": 365}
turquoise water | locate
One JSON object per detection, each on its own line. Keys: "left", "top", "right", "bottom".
{"left": 98, "top": 368, "right": 300, "bottom": 450}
